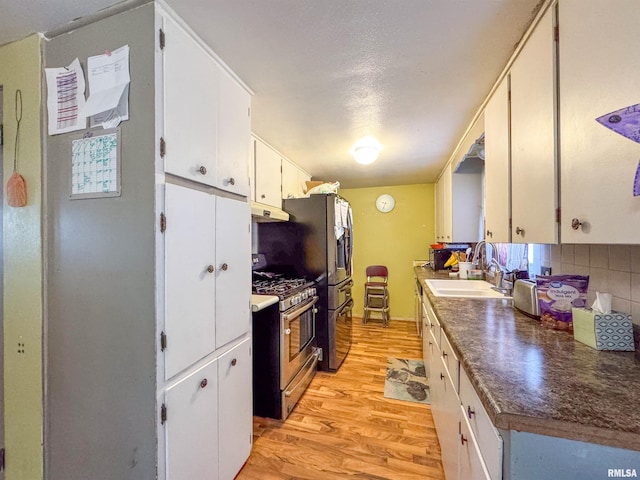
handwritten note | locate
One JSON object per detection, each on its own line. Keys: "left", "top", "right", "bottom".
{"left": 71, "top": 132, "right": 120, "bottom": 197}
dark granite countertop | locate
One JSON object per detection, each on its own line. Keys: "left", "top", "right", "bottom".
{"left": 414, "top": 266, "right": 640, "bottom": 452}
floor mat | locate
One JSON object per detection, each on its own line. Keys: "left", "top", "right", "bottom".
{"left": 384, "top": 357, "right": 430, "bottom": 404}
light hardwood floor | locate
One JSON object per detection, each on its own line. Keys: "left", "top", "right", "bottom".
{"left": 237, "top": 318, "right": 445, "bottom": 480}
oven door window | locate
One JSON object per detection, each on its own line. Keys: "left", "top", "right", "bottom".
{"left": 285, "top": 302, "right": 315, "bottom": 363}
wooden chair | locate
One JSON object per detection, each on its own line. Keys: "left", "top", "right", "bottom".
{"left": 362, "top": 265, "right": 389, "bottom": 326}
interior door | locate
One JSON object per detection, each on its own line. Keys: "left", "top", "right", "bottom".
{"left": 215, "top": 196, "right": 250, "bottom": 349}
{"left": 164, "top": 183, "right": 216, "bottom": 379}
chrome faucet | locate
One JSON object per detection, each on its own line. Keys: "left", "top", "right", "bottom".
{"left": 471, "top": 240, "right": 498, "bottom": 271}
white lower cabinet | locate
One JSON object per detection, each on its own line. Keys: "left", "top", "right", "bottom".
{"left": 163, "top": 338, "right": 252, "bottom": 480}
{"left": 164, "top": 358, "right": 219, "bottom": 480}
{"left": 432, "top": 356, "right": 461, "bottom": 480}
{"left": 218, "top": 338, "right": 253, "bottom": 480}
{"left": 429, "top": 324, "right": 502, "bottom": 480}
{"left": 459, "top": 404, "right": 491, "bottom": 480}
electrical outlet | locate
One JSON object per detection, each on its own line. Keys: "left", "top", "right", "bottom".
{"left": 540, "top": 266, "right": 552, "bottom": 276}
{"left": 17, "top": 341, "right": 25, "bottom": 354}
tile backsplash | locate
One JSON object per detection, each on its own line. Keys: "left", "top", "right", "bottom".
{"left": 536, "top": 244, "right": 640, "bottom": 326}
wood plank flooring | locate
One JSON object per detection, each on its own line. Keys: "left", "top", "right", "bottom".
{"left": 236, "top": 319, "right": 445, "bottom": 480}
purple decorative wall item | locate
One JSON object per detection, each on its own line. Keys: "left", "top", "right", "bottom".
{"left": 596, "top": 103, "right": 640, "bottom": 143}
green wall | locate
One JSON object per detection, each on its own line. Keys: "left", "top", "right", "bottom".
{"left": 341, "top": 184, "right": 435, "bottom": 321}
{"left": 1, "top": 34, "right": 43, "bottom": 480}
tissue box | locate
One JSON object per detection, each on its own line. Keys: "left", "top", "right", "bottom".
{"left": 572, "top": 308, "right": 634, "bottom": 351}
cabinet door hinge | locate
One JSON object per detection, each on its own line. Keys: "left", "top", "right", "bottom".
{"left": 248, "top": 107, "right": 251, "bottom": 117}
{"left": 160, "top": 213, "right": 167, "bottom": 233}
{"left": 509, "top": 218, "right": 512, "bottom": 229}
{"left": 160, "top": 331, "right": 167, "bottom": 351}
{"left": 159, "top": 28, "right": 165, "bottom": 50}
{"left": 0, "top": 447, "right": 5, "bottom": 471}
{"left": 160, "top": 137, "right": 166, "bottom": 158}
{"left": 554, "top": 25, "right": 559, "bottom": 42}
{"left": 556, "top": 207, "right": 561, "bottom": 223}
{"left": 161, "top": 403, "right": 167, "bottom": 424}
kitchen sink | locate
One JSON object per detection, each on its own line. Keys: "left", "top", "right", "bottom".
{"left": 425, "top": 279, "right": 511, "bottom": 299}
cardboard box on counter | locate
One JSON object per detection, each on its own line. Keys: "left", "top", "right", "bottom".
{"left": 572, "top": 308, "right": 634, "bottom": 351}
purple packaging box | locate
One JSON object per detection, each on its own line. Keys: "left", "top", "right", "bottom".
{"left": 536, "top": 275, "right": 590, "bottom": 330}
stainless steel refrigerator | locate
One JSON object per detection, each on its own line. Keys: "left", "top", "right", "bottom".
{"left": 258, "top": 193, "right": 353, "bottom": 371}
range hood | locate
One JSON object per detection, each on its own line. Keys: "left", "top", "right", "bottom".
{"left": 251, "top": 201, "right": 290, "bottom": 222}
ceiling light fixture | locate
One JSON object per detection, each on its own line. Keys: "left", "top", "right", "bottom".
{"left": 351, "top": 137, "right": 382, "bottom": 165}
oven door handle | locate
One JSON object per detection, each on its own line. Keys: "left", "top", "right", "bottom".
{"left": 283, "top": 296, "right": 319, "bottom": 322}
{"left": 284, "top": 350, "right": 320, "bottom": 398}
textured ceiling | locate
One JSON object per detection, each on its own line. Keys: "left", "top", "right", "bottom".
{"left": 0, "top": 0, "right": 542, "bottom": 188}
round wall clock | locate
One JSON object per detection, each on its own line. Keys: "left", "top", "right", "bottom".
{"left": 375, "top": 194, "right": 395, "bottom": 213}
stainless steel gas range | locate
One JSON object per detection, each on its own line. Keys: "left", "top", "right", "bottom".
{"left": 251, "top": 255, "right": 320, "bottom": 420}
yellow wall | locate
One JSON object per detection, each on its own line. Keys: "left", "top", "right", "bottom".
{"left": 341, "top": 184, "right": 435, "bottom": 320}
{"left": 1, "top": 34, "right": 43, "bottom": 480}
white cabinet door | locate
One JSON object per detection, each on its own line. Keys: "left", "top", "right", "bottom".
{"left": 297, "top": 168, "right": 311, "bottom": 196}
{"left": 559, "top": 0, "right": 640, "bottom": 243}
{"left": 215, "top": 196, "right": 251, "bottom": 349}
{"left": 510, "top": 7, "right": 558, "bottom": 244}
{"left": 249, "top": 137, "right": 256, "bottom": 202}
{"left": 442, "top": 164, "right": 453, "bottom": 242}
{"left": 484, "top": 77, "right": 511, "bottom": 243}
{"left": 218, "top": 338, "right": 253, "bottom": 480}
{"left": 163, "top": 14, "right": 217, "bottom": 186}
{"left": 254, "top": 139, "right": 282, "bottom": 207}
{"left": 435, "top": 166, "right": 452, "bottom": 242}
{"left": 281, "top": 158, "right": 299, "bottom": 199}
{"left": 164, "top": 184, "right": 216, "bottom": 379}
{"left": 431, "top": 356, "right": 459, "bottom": 480}
{"left": 164, "top": 358, "right": 218, "bottom": 480}
{"left": 217, "top": 67, "right": 251, "bottom": 197}
{"left": 459, "top": 405, "right": 492, "bottom": 480}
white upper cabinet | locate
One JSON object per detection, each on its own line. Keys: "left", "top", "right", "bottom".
{"left": 162, "top": 14, "right": 218, "bottom": 186}
{"left": 254, "top": 137, "right": 283, "bottom": 207}
{"left": 217, "top": 67, "right": 251, "bottom": 196}
{"left": 282, "top": 158, "right": 311, "bottom": 199}
{"left": 484, "top": 77, "right": 511, "bottom": 243}
{"left": 559, "top": 0, "right": 640, "bottom": 243}
{"left": 162, "top": 14, "right": 251, "bottom": 196}
{"left": 510, "top": 6, "right": 558, "bottom": 244}
{"left": 435, "top": 165, "right": 452, "bottom": 242}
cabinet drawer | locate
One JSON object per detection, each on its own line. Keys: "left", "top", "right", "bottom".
{"left": 459, "top": 404, "right": 492, "bottom": 480}
{"left": 459, "top": 367, "right": 503, "bottom": 480}
{"left": 441, "top": 332, "right": 459, "bottom": 392}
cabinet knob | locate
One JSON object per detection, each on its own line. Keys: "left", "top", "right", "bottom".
{"left": 261, "top": 194, "right": 266, "bottom": 199}
{"left": 200, "top": 378, "right": 208, "bottom": 389}
{"left": 442, "top": 351, "right": 448, "bottom": 358}
{"left": 198, "top": 166, "right": 207, "bottom": 175}
{"left": 486, "top": 229, "right": 493, "bottom": 238}
{"left": 460, "top": 434, "right": 468, "bottom": 445}
{"left": 206, "top": 265, "right": 215, "bottom": 273}
{"left": 467, "top": 405, "right": 475, "bottom": 418}
{"left": 285, "top": 328, "right": 291, "bottom": 335}
{"left": 231, "top": 358, "right": 237, "bottom": 367}
{"left": 515, "top": 226, "right": 525, "bottom": 236}
{"left": 440, "top": 373, "right": 445, "bottom": 380}
{"left": 571, "top": 218, "right": 583, "bottom": 231}
{"left": 221, "top": 263, "right": 229, "bottom": 271}
{"left": 227, "top": 177, "right": 235, "bottom": 186}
